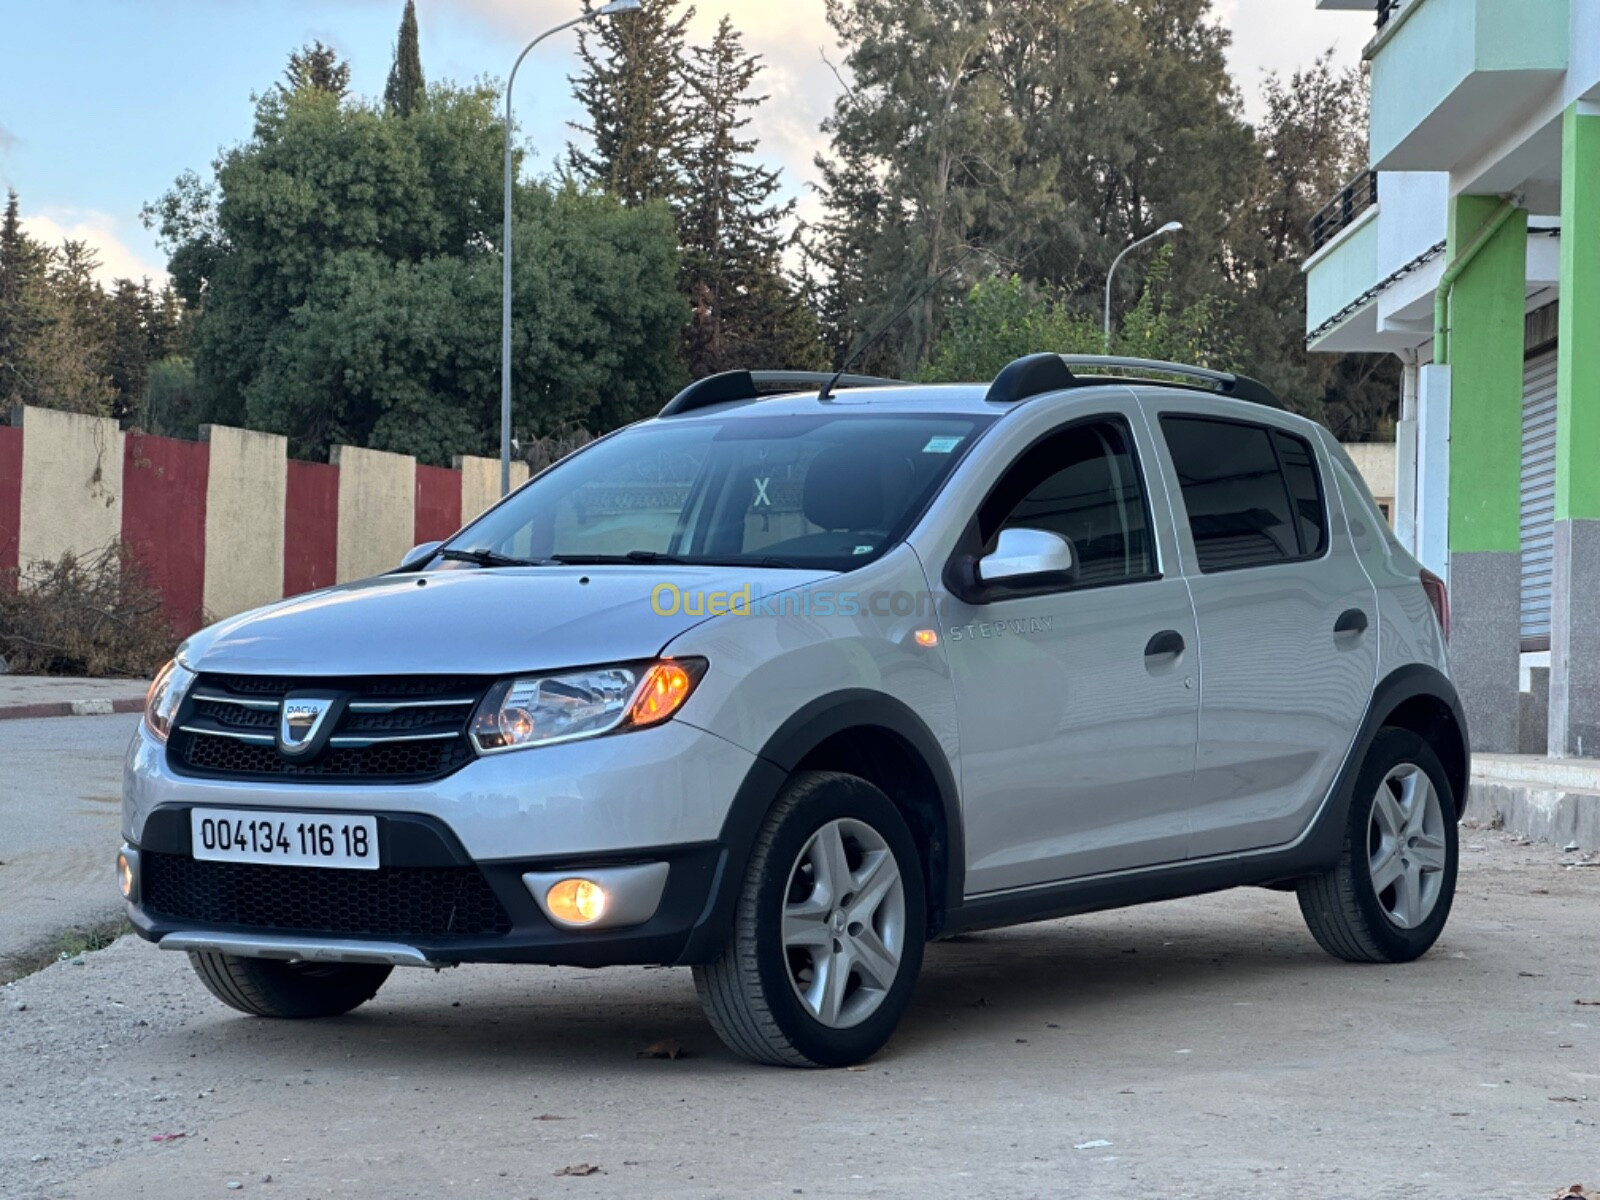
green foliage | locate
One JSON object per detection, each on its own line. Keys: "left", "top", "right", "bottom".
{"left": 281, "top": 41, "right": 351, "bottom": 99}
{"left": 1, "top": 189, "right": 187, "bottom": 418}
{"left": 149, "top": 78, "right": 685, "bottom": 466}
{"left": 139, "top": 356, "right": 201, "bottom": 439}
{"left": 384, "top": 0, "right": 426, "bottom": 119}
{"left": 811, "top": 0, "right": 1392, "bottom": 436}
{"left": 922, "top": 253, "right": 1236, "bottom": 383}
{"left": 568, "top": 0, "right": 693, "bottom": 208}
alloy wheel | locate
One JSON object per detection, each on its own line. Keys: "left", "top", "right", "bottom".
{"left": 1367, "top": 763, "right": 1447, "bottom": 929}
{"left": 781, "top": 817, "right": 907, "bottom": 1029}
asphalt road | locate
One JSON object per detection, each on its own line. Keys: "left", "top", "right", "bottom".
{"left": 0, "top": 714, "right": 136, "bottom": 966}
{"left": 2, "top": 830, "right": 1598, "bottom": 1200}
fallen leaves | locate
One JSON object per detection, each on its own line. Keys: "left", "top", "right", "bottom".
{"left": 637, "top": 1039, "right": 683, "bottom": 1060}
{"left": 149, "top": 1132, "right": 187, "bottom": 1144}
{"left": 555, "top": 1164, "right": 601, "bottom": 1177}
{"left": 1552, "top": 1186, "right": 1588, "bottom": 1199}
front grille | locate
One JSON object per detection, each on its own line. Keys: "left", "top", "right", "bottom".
{"left": 142, "top": 852, "right": 512, "bottom": 939}
{"left": 170, "top": 674, "right": 487, "bottom": 784}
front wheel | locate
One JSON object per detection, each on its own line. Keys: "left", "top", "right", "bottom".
{"left": 188, "top": 952, "right": 392, "bottom": 1019}
{"left": 694, "top": 772, "right": 926, "bottom": 1067}
{"left": 1297, "top": 727, "right": 1459, "bottom": 963}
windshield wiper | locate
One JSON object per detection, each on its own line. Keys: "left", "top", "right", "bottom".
{"left": 440, "top": 548, "right": 551, "bottom": 569}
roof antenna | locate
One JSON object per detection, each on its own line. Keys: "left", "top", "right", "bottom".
{"left": 818, "top": 253, "right": 974, "bottom": 402}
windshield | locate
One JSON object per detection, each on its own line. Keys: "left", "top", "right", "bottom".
{"left": 445, "top": 412, "right": 994, "bottom": 573}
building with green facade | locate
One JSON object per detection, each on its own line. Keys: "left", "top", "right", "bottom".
{"left": 1304, "top": 0, "right": 1600, "bottom": 759}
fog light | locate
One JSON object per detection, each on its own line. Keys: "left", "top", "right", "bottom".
{"left": 546, "top": 879, "right": 609, "bottom": 927}
{"left": 116, "top": 851, "right": 134, "bottom": 900}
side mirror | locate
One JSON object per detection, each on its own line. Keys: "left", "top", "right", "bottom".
{"left": 401, "top": 541, "right": 443, "bottom": 570}
{"left": 977, "top": 528, "right": 1077, "bottom": 589}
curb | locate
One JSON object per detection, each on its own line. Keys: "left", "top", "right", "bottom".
{"left": 0, "top": 698, "right": 145, "bottom": 722}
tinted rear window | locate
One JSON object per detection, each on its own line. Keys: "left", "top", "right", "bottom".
{"left": 1160, "top": 416, "right": 1326, "bottom": 573}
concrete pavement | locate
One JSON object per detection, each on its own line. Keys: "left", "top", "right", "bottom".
{"left": 0, "top": 714, "right": 136, "bottom": 970}
{"left": 1, "top": 830, "right": 1597, "bottom": 1199}
{"left": 0, "top": 676, "right": 148, "bottom": 722}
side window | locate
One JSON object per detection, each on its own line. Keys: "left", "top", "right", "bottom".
{"left": 977, "top": 420, "right": 1156, "bottom": 588}
{"left": 1159, "top": 415, "right": 1327, "bottom": 573}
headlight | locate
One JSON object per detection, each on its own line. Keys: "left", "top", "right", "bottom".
{"left": 144, "top": 659, "right": 196, "bottom": 743}
{"left": 469, "top": 659, "right": 706, "bottom": 754}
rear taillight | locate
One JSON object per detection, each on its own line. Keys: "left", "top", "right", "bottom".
{"left": 1420, "top": 568, "right": 1450, "bottom": 640}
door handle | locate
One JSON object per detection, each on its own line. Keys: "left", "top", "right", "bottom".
{"left": 1144, "top": 630, "right": 1186, "bottom": 659}
{"left": 1334, "top": 609, "right": 1369, "bottom": 637}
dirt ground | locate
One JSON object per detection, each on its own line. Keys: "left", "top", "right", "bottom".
{"left": 3, "top": 827, "right": 1598, "bottom": 1200}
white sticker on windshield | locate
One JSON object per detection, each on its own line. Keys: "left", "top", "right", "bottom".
{"left": 854, "top": 545, "right": 875, "bottom": 556}
{"left": 923, "top": 436, "right": 964, "bottom": 454}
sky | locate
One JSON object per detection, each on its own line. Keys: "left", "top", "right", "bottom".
{"left": 0, "top": 0, "right": 1378, "bottom": 289}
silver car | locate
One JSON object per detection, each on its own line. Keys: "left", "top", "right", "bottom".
{"left": 121, "top": 355, "right": 1468, "bottom": 1067}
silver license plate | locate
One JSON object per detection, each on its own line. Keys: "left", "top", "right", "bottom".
{"left": 190, "top": 809, "right": 380, "bottom": 871}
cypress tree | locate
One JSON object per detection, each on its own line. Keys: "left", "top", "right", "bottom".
{"left": 384, "top": 0, "right": 426, "bottom": 118}
{"left": 567, "top": 0, "right": 692, "bottom": 207}
{"left": 679, "top": 18, "right": 818, "bottom": 374}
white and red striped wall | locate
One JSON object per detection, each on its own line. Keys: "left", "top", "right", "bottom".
{"left": 0, "top": 406, "right": 529, "bottom": 638}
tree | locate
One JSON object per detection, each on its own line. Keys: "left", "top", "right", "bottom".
{"left": 1226, "top": 54, "right": 1395, "bottom": 434}
{"left": 281, "top": 41, "right": 352, "bottom": 100}
{"left": 678, "top": 18, "right": 823, "bottom": 375}
{"left": 568, "top": 0, "right": 693, "bottom": 207}
{"left": 922, "top": 254, "right": 1236, "bottom": 383}
{"left": 0, "top": 189, "right": 52, "bottom": 403}
{"left": 384, "top": 0, "right": 426, "bottom": 118}
{"left": 148, "top": 83, "right": 685, "bottom": 465}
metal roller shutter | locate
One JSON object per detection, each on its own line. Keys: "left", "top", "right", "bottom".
{"left": 1521, "top": 348, "right": 1558, "bottom": 647}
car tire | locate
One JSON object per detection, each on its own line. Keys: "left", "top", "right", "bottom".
{"left": 187, "top": 952, "right": 392, "bottom": 1019}
{"left": 693, "top": 771, "right": 927, "bottom": 1068}
{"left": 1297, "top": 727, "right": 1459, "bottom": 964}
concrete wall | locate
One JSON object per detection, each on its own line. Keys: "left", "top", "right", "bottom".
{"left": 457, "top": 454, "right": 529, "bottom": 529}
{"left": 332, "top": 445, "right": 417, "bottom": 584}
{"left": 1, "top": 405, "right": 527, "bottom": 632}
{"left": 1343, "top": 442, "right": 1399, "bottom": 519}
{"left": 202, "top": 425, "right": 288, "bottom": 621}
{"left": 14, "top": 407, "right": 124, "bottom": 571}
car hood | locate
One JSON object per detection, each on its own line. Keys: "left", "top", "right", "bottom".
{"left": 180, "top": 566, "right": 833, "bottom": 678}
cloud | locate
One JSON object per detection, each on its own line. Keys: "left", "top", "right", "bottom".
{"left": 19, "top": 209, "right": 169, "bottom": 289}
{"left": 0, "top": 121, "right": 16, "bottom": 155}
{"left": 1216, "top": 0, "right": 1376, "bottom": 116}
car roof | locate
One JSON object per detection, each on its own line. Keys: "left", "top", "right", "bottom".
{"left": 657, "top": 382, "right": 1325, "bottom": 439}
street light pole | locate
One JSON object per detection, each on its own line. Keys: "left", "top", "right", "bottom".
{"left": 501, "top": 0, "right": 641, "bottom": 498}
{"left": 1103, "top": 220, "right": 1183, "bottom": 355}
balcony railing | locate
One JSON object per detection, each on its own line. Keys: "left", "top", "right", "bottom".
{"left": 1309, "top": 171, "right": 1379, "bottom": 253}
{"left": 1377, "top": 0, "right": 1401, "bottom": 28}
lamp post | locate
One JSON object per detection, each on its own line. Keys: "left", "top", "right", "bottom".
{"left": 501, "top": 0, "right": 641, "bottom": 498}
{"left": 1103, "top": 220, "right": 1183, "bottom": 355}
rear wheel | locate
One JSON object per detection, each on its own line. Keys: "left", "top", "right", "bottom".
{"left": 694, "top": 771, "right": 926, "bottom": 1067}
{"left": 188, "top": 952, "right": 392, "bottom": 1019}
{"left": 1297, "top": 727, "right": 1458, "bottom": 963}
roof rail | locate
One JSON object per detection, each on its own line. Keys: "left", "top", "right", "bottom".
{"left": 660, "top": 370, "right": 906, "bottom": 418}
{"left": 1057, "top": 356, "right": 1283, "bottom": 409}
{"left": 983, "top": 354, "right": 1282, "bottom": 410}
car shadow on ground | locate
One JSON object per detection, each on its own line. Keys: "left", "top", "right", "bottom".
{"left": 159, "top": 901, "right": 1383, "bottom": 1074}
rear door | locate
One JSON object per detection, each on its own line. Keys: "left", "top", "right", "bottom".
{"left": 1143, "top": 401, "right": 1379, "bottom": 857}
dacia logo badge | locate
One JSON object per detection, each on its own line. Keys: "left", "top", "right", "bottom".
{"left": 278, "top": 696, "right": 336, "bottom": 757}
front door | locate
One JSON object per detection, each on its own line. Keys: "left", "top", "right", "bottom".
{"left": 939, "top": 415, "right": 1200, "bottom": 894}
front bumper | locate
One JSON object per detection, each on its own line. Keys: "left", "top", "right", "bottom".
{"left": 124, "top": 806, "right": 731, "bottom": 967}
{"left": 122, "top": 717, "right": 760, "bottom": 967}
